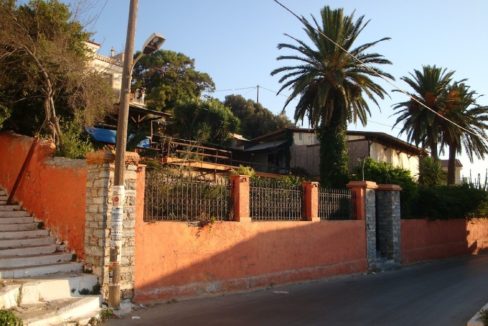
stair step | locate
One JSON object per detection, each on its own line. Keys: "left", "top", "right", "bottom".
{"left": 1, "top": 222, "right": 38, "bottom": 231}
{"left": 0, "top": 244, "right": 57, "bottom": 257}
{"left": 0, "top": 205, "right": 21, "bottom": 211}
{"left": 0, "top": 195, "right": 7, "bottom": 200}
{"left": 18, "top": 273, "right": 99, "bottom": 305}
{"left": 0, "top": 236, "right": 54, "bottom": 249}
{"left": 0, "top": 200, "right": 8, "bottom": 205}
{"left": 15, "top": 296, "right": 101, "bottom": 326}
{"left": 0, "top": 229, "right": 48, "bottom": 240}
{"left": 0, "top": 252, "right": 73, "bottom": 269}
{"left": 0, "top": 216, "right": 34, "bottom": 224}
{"left": 0, "top": 262, "right": 83, "bottom": 279}
{"left": 0, "top": 284, "right": 20, "bottom": 309}
{"left": 0, "top": 210, "right": 30, "bottom": 218}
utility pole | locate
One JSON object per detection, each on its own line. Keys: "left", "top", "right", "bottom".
{"left": 110, "top": 0, "right": 138, "bottom": 309}
{"left": 256, "top": 84, "right": 260, "bottom": 104}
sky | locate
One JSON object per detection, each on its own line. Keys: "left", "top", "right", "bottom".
{"left": 68, "top": 0, "right": 488, "bottom": 180}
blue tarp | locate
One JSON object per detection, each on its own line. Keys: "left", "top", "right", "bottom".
{"left": 85, "top": 127, "right": 150, "bottom": 148}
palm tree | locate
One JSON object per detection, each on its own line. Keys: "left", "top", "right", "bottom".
{"left": 271, "top": 6, "right": 393, "bottom": 187}
{"left": 393, "top": 65, "right": 455, "bottom": 160}
{"left": 441, "top": 82, "right": 488, "bottom": 185}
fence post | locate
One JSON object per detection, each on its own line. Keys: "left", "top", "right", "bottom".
{"left": 84, "top": 150, "right": 139, "bottom": 301}
{"left": 231, "top": 175, "right": 251, "bottom": 223}
{"left": 303, "top": 181, "right": 319, "bottom": 222}
{"left": 347, "top": 181, "right": 378, "bottom": 268}
{"left": 376, "top": 184, "right": 402, "bottom": 264}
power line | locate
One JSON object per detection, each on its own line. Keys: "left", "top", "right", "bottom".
{"left": 273, "top": 0, "right": 488, "bottom": 142}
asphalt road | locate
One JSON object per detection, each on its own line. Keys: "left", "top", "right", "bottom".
{"left": 107, "top": 255, "right": 488, "bottom": 326}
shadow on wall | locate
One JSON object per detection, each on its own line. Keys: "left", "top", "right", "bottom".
{"left": 133, "top": 219, "right": 368, "bottom": 303}
{"left": 401, "top": 218, "right": 488, "bottom": 265}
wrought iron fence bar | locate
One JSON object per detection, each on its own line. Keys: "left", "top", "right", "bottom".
{"left": 318, "top": 187, "right": 353, "bottom": 220}
{"left": 144, "top": 169, "right": 231, "bottom": 222}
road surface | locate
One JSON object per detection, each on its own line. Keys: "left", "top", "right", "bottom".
{"left": 107, "top": 254, "right": 488, "bottom": 325}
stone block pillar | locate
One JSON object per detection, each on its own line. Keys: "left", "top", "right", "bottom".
{"left": 376, "top": 184, "right": 402, "bottom": 264}
{"left": 231, "top": 175, "right": 251, "bottom": 223}
{"left": 84, "top": 151, "right": 139, "bottom": 300}
{"left": 347, "top": 181, "right": 378, "bottom": 267}
{"left": 303, "top": 181, "right": 319, "bottom": 222}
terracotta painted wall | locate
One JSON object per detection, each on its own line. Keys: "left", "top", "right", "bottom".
{"left": 0, "top": 132, "right": 87, "bottom": 258}
{"left": 401, "top": 219, "right": 488, "bottom": 264}
{"left": 134, "top": 176, "right": 367, "bottom": 304}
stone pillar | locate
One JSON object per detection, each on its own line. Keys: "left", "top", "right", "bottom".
{"left": 231, "top": 175, "right": 251, "bottom": 223}
{"left": 84, "top": 151, "right": 139, "bottom": 300}
{"left": 347, "top": 181, "right": 378, "bottom": 268}
{"left": 376, "top": 184, "right": 402, "bottom": 264}
{"left": 303, "top": 181, "right": 319, "bottom": 222}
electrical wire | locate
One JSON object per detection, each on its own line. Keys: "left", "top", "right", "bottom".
{"left": 273, "top": 0, "right": 488, "bottom": 142}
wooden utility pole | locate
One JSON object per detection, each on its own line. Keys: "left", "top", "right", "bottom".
{"left": 110, "top": 0, "right": 138, "bottom": 309}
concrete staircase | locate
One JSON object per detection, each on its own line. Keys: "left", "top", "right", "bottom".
{"left": 0, "top": 188, "right": 102, "bottom": 325}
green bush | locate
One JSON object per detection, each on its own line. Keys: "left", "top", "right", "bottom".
{"left": 0, "top": 310, "right": 23, "bottom": 326}
{"left": 413, "top": 185, "right": 488, "bottom": 219}
{"left": 352, "top": 158, "right": 417, "bottom": 218}
{"left": 418, "top": 156, "right": 445, "bottom": 186}
{"left": 56, "top": 121, "right": 93, "bottom": 159}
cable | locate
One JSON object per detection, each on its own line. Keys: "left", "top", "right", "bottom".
{"left": 273, "top": 0, "right": 487, "bottom": 142}
{"left": 214, "top": 86, "right": 256, "bottom": 93}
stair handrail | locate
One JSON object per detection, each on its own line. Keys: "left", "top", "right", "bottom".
{"left": 7, "top": 136, "right": 39, "bottom": 205}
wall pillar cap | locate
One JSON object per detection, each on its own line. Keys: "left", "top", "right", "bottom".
{"left": 377, "top": 184, "right": 402, "bottom": 191}
{"left": 86, "top": 150, "right": 140, "bottom": 165}
{"left": 231, "top": 174, "right": 250, "bottom": 182}
{"left": 346, "top": 180, "right": 378, "bottom": 190}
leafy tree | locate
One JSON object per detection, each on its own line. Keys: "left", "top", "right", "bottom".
{"left": 0, "top": 0, "right": 114, "bottom": 146}
{"left": 440, "top": 82, "right": 488, "bottom": 185}
{"left": 132, "top": 50, "right": 215, "bottom": 111}
{"left": 352, "top": 158, "right": 417, "bottom": 217}
{"left": 169, "top": 99, "right": 240, "bottom": 146}
{"left": 223, "top": 94, "right": 292, "bottom": 139}
{"left": 271, "top": 6, "right": 393, "bottom": 187}
{"left": 393, "top": 65, "right": 454, "bottom": 160}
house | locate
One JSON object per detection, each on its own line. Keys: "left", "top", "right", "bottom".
{"left": 85, "top": 40, "right": 123, "bottom": 100}
{"left": 84, "top": 41, "right": 170, "bottom": 145}
{"left": 440, "top": 159, "right": 463, "bottom": 184}
{"left": 233, "top": 128, "right": 426, "bottom": 178}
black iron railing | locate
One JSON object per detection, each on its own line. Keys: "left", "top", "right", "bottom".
{"left": 250, "top": 178, "right": 303, "bottom": 221}
{"left": 318, "top": 187, "right": 354, "bottom": 220}
{"left": 144, "top": 169, "right": 232, "bottom": 222}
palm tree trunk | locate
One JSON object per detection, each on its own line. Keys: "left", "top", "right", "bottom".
{"left": 447, "top": 145, "right": 457, "bottom": 185}
{"left": 429, "top": 140, "right": 439, "bottom": 161}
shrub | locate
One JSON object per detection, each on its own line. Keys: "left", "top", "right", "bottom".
{"left": 352, "top": 158, "right": 417, "bottom": 218}
{"left": 413, "top": 185, "right": 488, "bottom": 219}
{"left": 56, "top": 121, "right": 93, "bottom": 159}
{"left": 418, "top": 156, "right": 445, "bottom": 186}
{"left": 0, "top": 310, "right": 23, "bottom": 326}
{"left": 230, "top": 165, "right": 255, "bottom": 177}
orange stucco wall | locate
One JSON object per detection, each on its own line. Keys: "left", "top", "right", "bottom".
{"left": 401, "top": 219, "right": 488, "bottom": 264}
{"left": 134, "top": 174, "right": 367, "bottom": 303}
{"left": 0, "top": 132, "right": 87, "bottom": 258}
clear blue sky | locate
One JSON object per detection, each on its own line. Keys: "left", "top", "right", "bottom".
{"left": 69, "top": 0, "right": 488, "bottom": 179}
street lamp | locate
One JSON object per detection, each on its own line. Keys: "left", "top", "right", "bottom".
{"left": 110, "top": 0, "right": 165, "bottom": 309}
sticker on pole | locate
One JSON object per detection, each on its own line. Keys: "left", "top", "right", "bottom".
{"left": 112, "top": 185, "right": 125, "bottom": 208}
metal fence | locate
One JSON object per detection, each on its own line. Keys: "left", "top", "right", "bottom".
{"left": 144, "top": 169, "right": 232, "bottom": 222}
{"left": 250, "top": 178, "right": 303, "bottom": 221}
{"left": 318, "top": 187, "right": 354, "bottom": 220}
